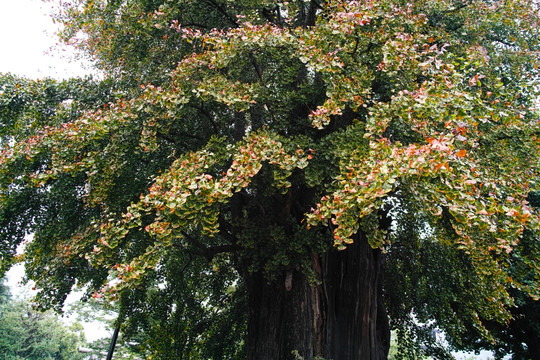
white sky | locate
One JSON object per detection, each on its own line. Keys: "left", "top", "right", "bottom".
{"left": 0, "top": 0, "right": 93, "bottom": 79}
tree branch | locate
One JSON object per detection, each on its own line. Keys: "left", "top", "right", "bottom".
{"left": 487, "top": 35, "right": 516, "bottom": 48}
{"left": 250, "top": 55, "right": 264, "bottom": 82}
{"left": 204, "top": 0, "right": 239, "bottom": 28}
{"left": 189, "top": 102, "right": 219, "bottom": 134}
{"left": 180, "top": 22, "right": 209, "bottom": 29}
{"left": 181, "top": 231, "right": 240, "bottom": 261}
{"left": 305, "top": 0, "right": 323, "bottom": 27}
{"left": 156, "top": 129, "right": 204, "bottom": 144}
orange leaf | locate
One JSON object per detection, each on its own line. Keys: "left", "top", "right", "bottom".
{"left": 456, "top": 149, "right": 467, "bottom": 157}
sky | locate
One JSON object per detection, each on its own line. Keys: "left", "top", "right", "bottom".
{"left": 0, "top": 0, "right": 93, "bottom": 79}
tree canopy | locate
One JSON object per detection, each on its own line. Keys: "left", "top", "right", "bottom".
{"left": 1, "top": 0, "right": 539, "bottom": 359}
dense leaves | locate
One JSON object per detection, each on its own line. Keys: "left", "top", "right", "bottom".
{"left": 0, "top": 280, "right": 86, "bottom": 360}
{"left": 1, "top": 0, "right": 539, "bottom": 358}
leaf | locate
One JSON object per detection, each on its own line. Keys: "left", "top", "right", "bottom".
{"left": 456, "top": 149, "right": 467, "bottom": 158}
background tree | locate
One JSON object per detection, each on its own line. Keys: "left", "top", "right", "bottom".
{"left": 0, "top": 279, "right": 86, "bottom": 360}
{"left": 1, "top": 1, "right": 539, "bottom": 359}
{"left": 0, "top": 278, "right": 10, "bottom": 304}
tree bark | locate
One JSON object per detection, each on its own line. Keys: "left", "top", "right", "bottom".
{"left": 526, "top": 328, "right": 540, "bottom": 360}
{"left": 244, "top": 233, "right": 390, "bottom": 360}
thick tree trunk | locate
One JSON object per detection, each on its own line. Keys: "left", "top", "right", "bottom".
{"left": 244, "top": 234, "right": 390, "bottom": 360}
{"left": 526, "top": 329, "right": 540, "bottom": 360}
{"left": 323, "top": 235, "right": 390, "bottom": 360}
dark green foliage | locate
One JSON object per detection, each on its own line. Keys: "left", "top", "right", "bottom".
{"left": 386, "top": 193, "right": 540, "bottom": 359}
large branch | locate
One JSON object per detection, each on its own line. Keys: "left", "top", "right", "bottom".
{"left": 304, "top": 0, "right": 323, "bottom": 27}
{"left": 181, "top": 231, "right": 240, "bottom": 261}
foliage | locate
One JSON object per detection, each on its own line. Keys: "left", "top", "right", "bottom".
{"left": 0, "top": 278, "right": 9, "bottom": 301}
{"left": 452, "top": 192, "right": 540, "bottom": 359}
{"left": 385, "top": 191, "right": 540, "bottom": 359}
{"left": 65, "top": 297, "right": 144, "bottom": 359}
{"left": 1, "top": 0, "right": 540, "bottom": 358}
{"left": 0, "top": 282, "right": 86, "bottom": 360}
{"left": 82, "top": 336, "right": 143, "bottom": 360}
{"left": 0, "top": 73, "right": 120, "bottom": 277}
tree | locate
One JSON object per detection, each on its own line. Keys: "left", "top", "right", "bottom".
{"left": 0, "top": 278, "right": 10, "bottom": 305}
{"left": 1, "top": 1, "right": 539, "bottom": 359}
{"left": 0, "top": 280, "right": 86, "bottom": 360}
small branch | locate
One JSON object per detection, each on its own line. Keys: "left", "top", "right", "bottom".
{"left": 181, "top": 231, "right": 239, "bottom": 261}
{"left": 487, "top": 35, "right": 516, "bottom": 48}
{"left": 205, "top": 0, "right": 239, "bottom": 28}
{"left": 189, "top": 102, "right": 219, "bottom": 134}
{"left": 250, "top": 55, "right": 264, "bottom": 82}
{"left": 106, "top": 323, "right": 121, "bottom": 360}
{"left": 351, "top": 35, "right": 360, "bottom": 57}
{"left": 157, "top": 129, "right": 204, "bottom": 143}
{"left": 206, "top": 244, "right": 241, "bottom": 258}
{"left": 180, "top": 255, "right": 193, "bottom": 276}
{"left": 179, "top": 22, "right": 209, "bottom": 29}
{"left": 446, "top": 2, "right": 469, "bottom": 13}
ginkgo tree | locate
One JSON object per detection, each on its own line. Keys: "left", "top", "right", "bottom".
{"left": 1, "top": 0, "right": 539, "bottom": 359}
